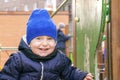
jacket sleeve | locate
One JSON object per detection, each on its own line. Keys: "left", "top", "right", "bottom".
{"left": 58, "top": 29, "right": 71, "bottom": 42}
{"left": 61, "top": 56, "right": 88, "bottom": 80}
{"left": 64, "top": 35, "right": 71, "bottom": 41}
{"left": 0, "top": 53, "right": 22, "bottom": 80}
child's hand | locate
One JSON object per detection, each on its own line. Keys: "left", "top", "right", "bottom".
{"left": 83, "top": 73, "right": 94, "bottom": 80}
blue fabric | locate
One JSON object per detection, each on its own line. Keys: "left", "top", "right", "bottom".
{"left": 26, "top": 9, "right": 57, "bottom": 44}
{"left": 0, "top": 37, "right": 87, "bottom": 80}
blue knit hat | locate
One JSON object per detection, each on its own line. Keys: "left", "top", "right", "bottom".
{"left": 26, "top": 9, "right": 57, "bottom": 44}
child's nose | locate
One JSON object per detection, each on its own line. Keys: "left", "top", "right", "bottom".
{"left": 41, "top": 40, "right": 48, "bottom": 46}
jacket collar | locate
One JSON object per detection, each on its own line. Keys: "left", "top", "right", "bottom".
{"left": 18, "top": 36, "right": 57, "bottom": 62}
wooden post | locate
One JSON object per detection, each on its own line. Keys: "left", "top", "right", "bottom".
{"left": 111, "top": 0, "right": 120, "bottom": 79}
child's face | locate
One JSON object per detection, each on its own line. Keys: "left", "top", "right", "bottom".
{"left": 29, "top": 36, "right": 56, "bottom": 57}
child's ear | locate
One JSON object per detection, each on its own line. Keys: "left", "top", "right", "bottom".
{"left": 28, "top": 44, "right": 31, "bottom": 47}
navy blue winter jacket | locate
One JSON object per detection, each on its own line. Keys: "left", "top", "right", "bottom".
{"left": 0, "top": 37, "right": 87, "bottom": 80}
{"left": 56, "top": 29, "right": 71, "bottom": 53}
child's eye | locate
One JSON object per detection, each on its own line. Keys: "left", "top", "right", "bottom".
{"left": 36, "top": 37, "right": 41, "bottom": 40}
{"left": 36, "top": 37, "right": 43, "bottom": 41}
{"left": 47, "top": 37, "right": 53, "bottom": 40}
{"left": 47, "top": 37, "right": 55, "bottom": 42}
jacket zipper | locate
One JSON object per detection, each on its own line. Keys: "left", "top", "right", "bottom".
{"left": 40, "top": 62, "right": 44, "bottom": 80}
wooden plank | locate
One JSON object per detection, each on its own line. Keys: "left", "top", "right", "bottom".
{"left": 111, "top": 0, "right": 120, "bottom": 80}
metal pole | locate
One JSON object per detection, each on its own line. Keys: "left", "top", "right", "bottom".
{"left": 106, "top": 22, "right": 113, "bottom": 80}
{"left": 50, "top": 0, "right": 68, "bottom": 18}
{"left": 0, "top": 47, "right": 18, "bottom": 50}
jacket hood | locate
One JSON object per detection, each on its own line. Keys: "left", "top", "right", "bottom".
{"left": 18, "top": 35, "right": 57, "bottom": 62}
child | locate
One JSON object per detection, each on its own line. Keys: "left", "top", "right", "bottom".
{"left": 0, "top": 9, "right": 93, "bottom": 80}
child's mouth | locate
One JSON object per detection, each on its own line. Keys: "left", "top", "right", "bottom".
{"left": 39, "top": 48, "right": 49, "bottom": 51}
